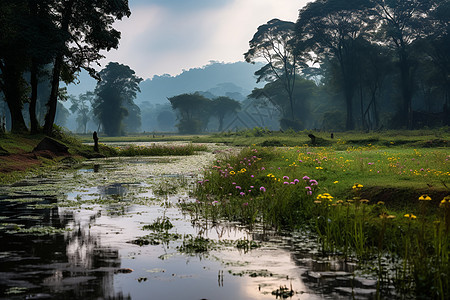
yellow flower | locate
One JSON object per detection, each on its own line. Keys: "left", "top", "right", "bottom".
{"left": 352, "top": 183, "right": 363, "bottom": 189}
{"left": 418, "top": 194, "right": 431, "bottom": 201}
{"left": 404, "top": 214, "right": 417, "bottom": 220}
{"left": 360, "top": 199, "right": 369, "bottom": 204}
{"left": 333, "top": 181, "right": 339, "bottom": 184}
{"left": 380, "top": 213, "right": 396, "bottom": 219}
{"left": 377, "top": 201, "right": 385, "bottom": 205}
{"left": 229, "top": 171, "right": 235, "bottom": 175}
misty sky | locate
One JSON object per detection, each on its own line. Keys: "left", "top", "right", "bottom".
{"left": 100, "top": 0, "right": 308, "bottom": 79}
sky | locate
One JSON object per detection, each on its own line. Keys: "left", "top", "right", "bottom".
{"left": 99, "top": 0, "right": 309, "bottom": 80}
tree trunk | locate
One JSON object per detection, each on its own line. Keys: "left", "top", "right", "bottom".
{"left": 398, "top": 49, "right": 414, "bottom": 129}
{"left": 43, "top": 55, "right": 62, "bottom": 135}
{"left": 43, "top": 0, "right": 74, "bottom": 136}
{"left": 29, "top": 59, "right": 40, "bottom": 134}
{"left": 2, "top": 61, "right": 28, "bottom": 133}
{"left": 218, "top": 116, "right": 224, "bottom": 132}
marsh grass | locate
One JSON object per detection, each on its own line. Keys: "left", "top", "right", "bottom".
{"left": 189, "top": 144, "right": 449, "bottom": 298}
{"left": 112, "top": 143, "right": 208, "bottom": 156}
{"left": 76, "top": 128, "right": 450, "bottom": 148}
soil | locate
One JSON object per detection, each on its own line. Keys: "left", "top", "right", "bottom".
{"left": 0, "top": 150, "right": 68, "bottom": 173}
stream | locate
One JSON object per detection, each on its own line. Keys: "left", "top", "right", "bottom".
{"left": 0, "top": 144, "right": 380, "bottom": 299}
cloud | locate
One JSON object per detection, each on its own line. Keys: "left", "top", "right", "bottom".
{"left": 131, "top": 0, "right": 232, "bottom": 11}
{"left": 101, "top": 0, "right": 307, "bottom": 79}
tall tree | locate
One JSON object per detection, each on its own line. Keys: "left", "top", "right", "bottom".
{"left": 244, "top": 19, "right": 304, "bottom": 121}
{"left": 296, "top": 0, "right": 374, "bottom": 130}
{"left": 211, "top": 96, "right": 241, "bottom": 132}
{"left": 27, "top": 0, "right": 61, "bottom": 133}
{"left": 93, "top": 62, "right": 142, "bottom": 136}
{"left": 371, "top": 0, "right": 435, "bottom": 128}
{"left": 168, "top": 93, "right": 212, "bottom": 134}
{"left": 0, "top": 1, "right": 29, "bottom": 132}
{"left": 69, "top": 91, "right": 95, "bottom": 133}
{"left": 43, "top": 0, "right": 131, "bottom": 135}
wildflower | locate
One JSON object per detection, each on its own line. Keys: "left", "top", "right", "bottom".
{"left": 283, "top": 176, "right": 289, "bottom": 180}
{"left": 250, "top": 186, "right": 254, "bottom": 188}
{"left": 336, "top": 200, "right": 344, "bottom": 204}
{"left": 360, "top": 199, "right": 369, "bottom": 204}
{"left": 283, "top": 182, "right": 289, "bottom": 185}
{"left": 260, "top": 186, "right": 266, "bottom": 192}
{"left": 377, "top": 201, "right": 385, "bottom": 205}
{"left": 333, "top": 181, "right": 339, "bottom": 184}
{"left": 230, "top": 171, "right": 236, "bottom": 175}
{"left": 404, "top": 213, "right": 417, "bottom": 220}
{"left": 236, "top": 186, "right": 241, "bottom": 190}
{"left": 251, "top": 175, "right": 254, "bottom": 178}
{"left": 418, "top": 194, "right": 431, "bottom": 201}
{"left": 316, "top": 166, "right": 323, "bottom": 170}
{"left": 305, "top": 186, "right": 311, "bottom": 191}
{"left": 243, "top": 202, "right": 249, "bottom": 206}
{"left": 307, "top": 191, "right": 312, "bottom": 195}
{"left": 240, "top": 192, "right": 245, "bottom": 196}
{"left": 293, "top": 179, "right": 299, "bottom": 184}
{"left": 352, "top": 183, "right": 363, "bottom": 189}
{"left": 309, "top": 179, "right": 318, "bottom": 186}
{"left": 302, "top": 176, "right": 310, "bottom": 181}
{"left": 379, "top": 213, "right": 396, "bottom": 219}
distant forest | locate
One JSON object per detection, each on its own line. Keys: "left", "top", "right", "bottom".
{"left": 0, "top": 0, "right": 449, "bottom": 136}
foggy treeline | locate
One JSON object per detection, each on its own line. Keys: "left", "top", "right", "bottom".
{"left": 1, "top": 0, "right": 449, "bottom": 136}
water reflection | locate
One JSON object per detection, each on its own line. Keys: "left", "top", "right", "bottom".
{"left": 0, "top": 191, "right": 129, "bottom": 299}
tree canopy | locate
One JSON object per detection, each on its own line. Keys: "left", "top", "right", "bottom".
{"left": 93, "top": 62, "right": 142, "bottom": 136}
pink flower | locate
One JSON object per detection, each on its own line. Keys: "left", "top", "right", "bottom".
{"left": 283, "top": 182, "right": 289, "bottom": 185}
{"left": 260, "top": 186, "right": 266, "bottom": 192}
{"left": 240, "top": 192, "right": 245, "bottom": 196}
{"left": 309, "top": 179, "right": 318, "bottom": 186}
{"left": 302, "top": 176, "right": 310, "bottom": 181}
{"left": 236, "top": 186, "right": 241, "bottom": 189}
{"left": 243, "top": 202, "right": 249, "bottom": 206}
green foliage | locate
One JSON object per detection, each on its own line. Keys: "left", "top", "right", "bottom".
{"left": 168, "top": 93, "right": 212, "bottom": 134}
{"left": 93, "top": 62, "right": 142, "bottom": 136}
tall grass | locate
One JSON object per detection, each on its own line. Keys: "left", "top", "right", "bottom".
{"left": 112, "top": 143, "right": 208, "bottom": 156}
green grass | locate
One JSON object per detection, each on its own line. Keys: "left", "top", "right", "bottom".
{"left": 74, "top": 127, "right": 449, "bottom": 148}
{"left": 110, "top": 143, "right": 208, "bottom": 156}
{"left": 189, "top": 143, "right": 450, "bottom": 298}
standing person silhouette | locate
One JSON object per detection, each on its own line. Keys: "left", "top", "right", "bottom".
{"left": 93, "top": 131, "right": 99, "bottom": 152}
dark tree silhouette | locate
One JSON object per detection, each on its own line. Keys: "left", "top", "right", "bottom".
{"left": 211, "top": 96, "right": 241, "bottom": 132}
{"left": 296, "top": 0, "right": 375, "bottom": 130}
{"left": 93, "top": 62, "right": 142, "bottom": 136}
{"left": 245, "top": 19, "right": 304, "bottom": 121}
{"left": 168, "top": 93, "right": 212, "bottom": 134}
{"left": 43, "top": 0, "right": 131, "bottom": 135}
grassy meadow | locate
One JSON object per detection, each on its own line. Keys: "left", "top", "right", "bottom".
{"left": 182, "top": 128, "right": 449, "bottom": 298}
